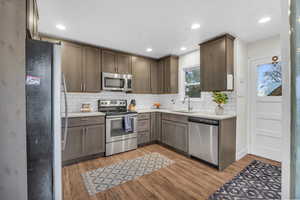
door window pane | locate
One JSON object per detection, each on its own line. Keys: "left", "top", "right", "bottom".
{"left": 257, "top": 62, "right": 282, "bottom": 96}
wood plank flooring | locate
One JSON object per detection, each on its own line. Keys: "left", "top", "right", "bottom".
{"left": 62, "top": 144, "right": 280, "bottom": 200}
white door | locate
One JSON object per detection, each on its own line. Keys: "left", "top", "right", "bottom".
{"left": 249, "top": 57, "right": 282, "bottom": 162}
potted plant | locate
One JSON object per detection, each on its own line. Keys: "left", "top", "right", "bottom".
{"left": 212, "top": 92, "right": 228, "bottom": 115}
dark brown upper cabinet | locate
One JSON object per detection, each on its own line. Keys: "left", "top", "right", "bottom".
{"left": 62, "top": 42, "right": 83, "bottom": 92}
{"left": 200, "top": 34, "right": 235, "bottom": 91}
{"left": 117, "top": 53, "right": 132, "bottom": 74}
{"left": 26, "top": 0, "right": 39, "bottom": 39}
{"left": 158, "top": 56, "right": 179, "bottom": 94}
{"left": 101, "top": 50, "right": 131, "bottom": 74}
{"left": 61, "top": 42, "right": 101, "bottom": 93}
{"left": 101, "top": 50, "right": 117, "bottom": 73}
{"left": 157, "top": 59, "right": 165, "bottom": 94}
{"left": 132, "top": 56, "right": 151, "bottom": 93}
{"left": 83, "top": 46, "right": 101, "bottom": 92}
{"left": 150, "top": 60, "right": 159, "bottom": 94}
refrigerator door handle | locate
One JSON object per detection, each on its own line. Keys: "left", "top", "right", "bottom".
{"left": 62, "top": 73, "right": 69, "bottom": 151}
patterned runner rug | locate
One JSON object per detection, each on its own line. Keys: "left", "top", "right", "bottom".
{"left": 209, "top": 160, "right": 281, "bottom": 200}
{"left": 81, "top": 152, "right": 174, "bottom": 195}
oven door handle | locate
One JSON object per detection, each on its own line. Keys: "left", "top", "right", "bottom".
{"left": 132, "top": 116, "right": 138, "bottom": 133}
{"left": 106, "top": 114, "right": 138, "bottom": 119}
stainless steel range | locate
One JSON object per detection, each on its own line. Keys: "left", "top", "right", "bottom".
{"left": 98, "top": 99, "right": 138, "bottom": 156}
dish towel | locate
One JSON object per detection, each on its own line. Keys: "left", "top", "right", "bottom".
{"left": 124, "top": 115, "right": 132, "bottom": 132}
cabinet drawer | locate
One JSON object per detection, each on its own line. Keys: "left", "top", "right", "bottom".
{"left": 62, "top": 116, "right": 105, "bottom": 127}
{"left": 138, "top": 131, "right": 150, "bottom": 144}
{"left": 162, "top": 113, "right": 188, "bottom": 123}
{"left": 138, "top": 119, "right": 150, "bottom": 132}
{"left": 138, "top": 113, "right": 151, "bottom": 120}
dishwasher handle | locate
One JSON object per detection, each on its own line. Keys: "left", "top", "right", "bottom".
{"left": 188, "top": 117, "right": 219, "bottom": 126}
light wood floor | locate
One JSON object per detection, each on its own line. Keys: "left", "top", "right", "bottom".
{"left": 62, "top": 144, "right": 280, "bottom": 200}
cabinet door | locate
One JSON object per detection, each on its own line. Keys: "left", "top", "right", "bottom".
{"left": 164, "top": 58, "right": 171, "bottom": 93}
{"left": 83, "top": 46, "right": 101, "bottom": 92}
{"left": 156, "top": 112, "right": 162, "bottom": 141}
{"left": 169, "top": 57, "right": 179, "bottom": 93}
{"left": 138, "top": 131, "right": 150, "bottom": 145}
{"left": 150, "top": 60, "right": 159, "bottom": 94}
{"left": 161, "top": 120, "right": 188, "bottom": 152}
{"left": 61, "top": 42, "right": 83, "bottom": 92}
{"left": 117, "top": 53, "right": 131, "bottom": 74}
{"left": 132, "top": 56, "right": 151, "bottom": 93}
{"left": 200, "top": 37, "right": 227, "bottom": 91}
{"left": 83, "top": 125, "right": 105, "bottom": 156}
{"left": 62, "top": 127, "right": 84, "bottom": 161}
{"left": 157, "top": 60, "right": 165, "bottom": 94}
{"left": 102, "top": 50, "right": 117, "bottom": 73}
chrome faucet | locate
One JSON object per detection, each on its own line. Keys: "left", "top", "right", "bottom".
{"left": 183, "top": 96, "right": 193, "bottom": 112}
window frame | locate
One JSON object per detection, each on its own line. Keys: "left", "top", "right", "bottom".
{"left": 180, "top": 64, "right": 202, "bottom": 101}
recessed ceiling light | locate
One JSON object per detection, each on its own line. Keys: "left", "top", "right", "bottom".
{"left": 258, "top": 17, "right": 271, "bottom": 24}
{"left": 146, "top": 48, "right": 152, "bottom": 52}
{"left": 191, "top": 23, "right": 200, "bottom": 30}
{"left": 56, "top": 24, "right": 66, "bottom": 30}
{"left": 180, "top": 47, "right": 187, "bottom": 51}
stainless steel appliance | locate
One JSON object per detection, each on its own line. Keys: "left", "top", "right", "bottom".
{"left": 188, "top": 117, "right": 219, "bottom": 166}
{"left": 98, "top": 99, "right": 138, "bottom": 156}
{"left": 102, "top": 72, "right": 133, "bottom": 92}
{"left": 26, "top": 39, "right": 62, "bottom": 200}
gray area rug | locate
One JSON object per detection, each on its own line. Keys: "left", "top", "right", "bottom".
{"left": 209, "top": 160, "right": 281, "bottom": 200}
{"left": 81, "top": 152, "right": 174, "bottom": 195}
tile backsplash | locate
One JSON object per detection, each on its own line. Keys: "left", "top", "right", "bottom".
{"left": 62, "top": 91, "right": 236, "bottom": 114}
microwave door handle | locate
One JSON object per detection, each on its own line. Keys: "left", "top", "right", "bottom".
{"left": 124, "top": 76, "right": 128, "bottom": 91}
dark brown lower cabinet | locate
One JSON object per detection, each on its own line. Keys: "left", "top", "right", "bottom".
{"left": 161, "top": 120, "right": 188, "bottom": 153}
{"left": 82, "top": 125, "right": 105, "bottom": 156}
{"left": 62, "top": 117, "right": 105, "bottom": 165}
{"left": 62, "top": 126, "right": 83, "bottom": 161}
{"left": 137, "top": 131, "right": 150, "bottom": 145}
{"left": 150, "top": 112, "right": 162, "bottom": 141}
{"left": 137, "top": 115, "right": 151, "bottom": 145}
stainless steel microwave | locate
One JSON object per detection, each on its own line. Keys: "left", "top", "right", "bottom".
{"left": 102, "top": 72, "right": 133, "bottom": 92}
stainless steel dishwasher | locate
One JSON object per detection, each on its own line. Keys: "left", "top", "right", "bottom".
{"left": 188, "top": 117, "right": 219, "bottom": 166}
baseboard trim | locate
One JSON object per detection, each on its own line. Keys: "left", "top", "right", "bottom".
{"left": 236, "top": 147, "right": 248, "bottom": 160}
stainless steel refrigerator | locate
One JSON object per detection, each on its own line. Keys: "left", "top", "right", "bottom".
{"left": 26, "top": 39, "right": 62, "bottom": 200}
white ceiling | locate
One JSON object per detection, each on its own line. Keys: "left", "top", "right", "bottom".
{"left": 37, "top": 0, "right": 281, "bottom": 58}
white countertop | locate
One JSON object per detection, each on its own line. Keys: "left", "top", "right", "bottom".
{"left": 61, "top": 109, "right": 235, "bottom": 120}
{"left": 137, "top": 109, "right": 236, "bottom": 120}
{"left": 62, "top": 112, "right": 105, "bottom": 118}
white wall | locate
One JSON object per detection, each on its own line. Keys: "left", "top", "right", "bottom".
{"left": 248, "top": 35, "right": 281, "bottom": 59}
{"left": 234, "top": 39, "right": 249, "bottom": 160}
{"left": 0, "top": 0, "right": 28, "bottom": 199}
